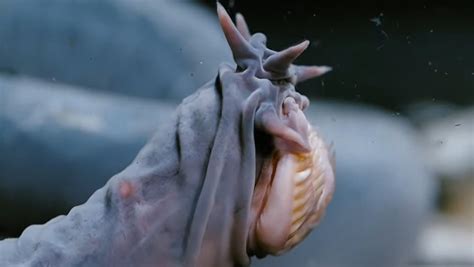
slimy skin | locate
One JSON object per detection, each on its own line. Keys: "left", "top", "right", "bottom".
{"left": 0, "top": 3, "right": 334, "bottom": 266}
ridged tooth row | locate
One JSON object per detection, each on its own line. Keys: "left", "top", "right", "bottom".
{"left": 290, "top": 158, "right": 314, "bottom": 235}
{"left": 294, "top": 169, "right": 311, "bottom": 184}
{"left": 288, "top": 129, "right": 328, "bottom": 239}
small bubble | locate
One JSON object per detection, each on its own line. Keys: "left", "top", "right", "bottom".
{"left": 428, "top": 61, "right": 432, "bottom": 66}
{"left": 199, "top": 61, "right": 203, "bottom": 65}
{"left": 434, "top": 69, "right": 438, "bottom": 73}
{"left": 430, "top": 29, "right": 434, "bottom": 33}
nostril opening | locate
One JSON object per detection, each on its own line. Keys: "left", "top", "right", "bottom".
{"left": 236, "top": 65, "right": 245, "bottom": 72}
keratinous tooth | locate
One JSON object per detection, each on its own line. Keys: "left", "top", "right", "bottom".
{"left": 294, "top": 168, "right": 311, "bottom": 184}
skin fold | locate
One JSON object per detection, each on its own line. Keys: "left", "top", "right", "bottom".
{"left": 0, "top": 3, "right": 334, "bottom": 267}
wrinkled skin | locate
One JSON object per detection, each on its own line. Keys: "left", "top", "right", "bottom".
{"left": 0, "top": 4, "right": 334, "bottom": 267}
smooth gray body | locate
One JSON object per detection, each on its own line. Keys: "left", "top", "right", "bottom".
{"left": 1, "top": 65, "right": 260, "bottom": 266}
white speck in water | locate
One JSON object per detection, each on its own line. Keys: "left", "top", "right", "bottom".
{"left": 199, "top": 61, "right": 203, "bottom": 65}
{"left": 321, "top": 80, "right": 325, "bottom": 87}
{"left": 370, "top": 17, "right": 382, "bottom": 26}
{"left": 52, "top": 77, "right": 56, "bottom": 82}
{"left": 444, "top": 72, "right": 448, "bottom": 75}
{"left": 428, "top": 61, "right": 432, "bottom": 66}
{"left": 471, "top": 72, "right": 473, "bottom": 75}
{"left": 430, "top": 29, "right": 434, "bottom": 33}
{"left": 434, "top": 69, "right": 438, "bottom": 73}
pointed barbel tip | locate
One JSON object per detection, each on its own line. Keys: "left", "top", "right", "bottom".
{"left": 295, "top": 65, "right": 332, "bottom": 83}
{"left": 236, "top": 13, "right": 251, "bottom": 40}
{"left": 216, "top": 1, "right": 256, "bottom": 65}
{"left": 263, "top": 40, "right": 310, "bottom": 74}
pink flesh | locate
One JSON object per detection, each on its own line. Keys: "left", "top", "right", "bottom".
{"left": 256, "top": 154, "right": 296, "bottom": 253}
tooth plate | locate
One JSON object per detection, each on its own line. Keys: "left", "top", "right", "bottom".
{"left": 284, "top": 128, "right": 334, "bottom": 250}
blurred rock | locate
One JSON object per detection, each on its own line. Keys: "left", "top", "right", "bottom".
{"left": 420, "top": 107, "right": 474, "bottom": 180}
{"left": 0, "top": 74, "right": 175, "bottom": 236}
{"left": 403, "top": 102, "right": 474, "bottom": 265}
{"left": 0, "top": 0, "right": 231, "bottom": 101}
{"left": 416, "top": 215, "right": 474, "bottom": 264}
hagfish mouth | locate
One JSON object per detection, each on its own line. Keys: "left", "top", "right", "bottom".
{"left": 249, "top": 126, "right": 335, "bottom": 256}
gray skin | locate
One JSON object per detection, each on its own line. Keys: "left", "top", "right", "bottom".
{"left": 0, "top": 64, "right": 263, "bottom": 266}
